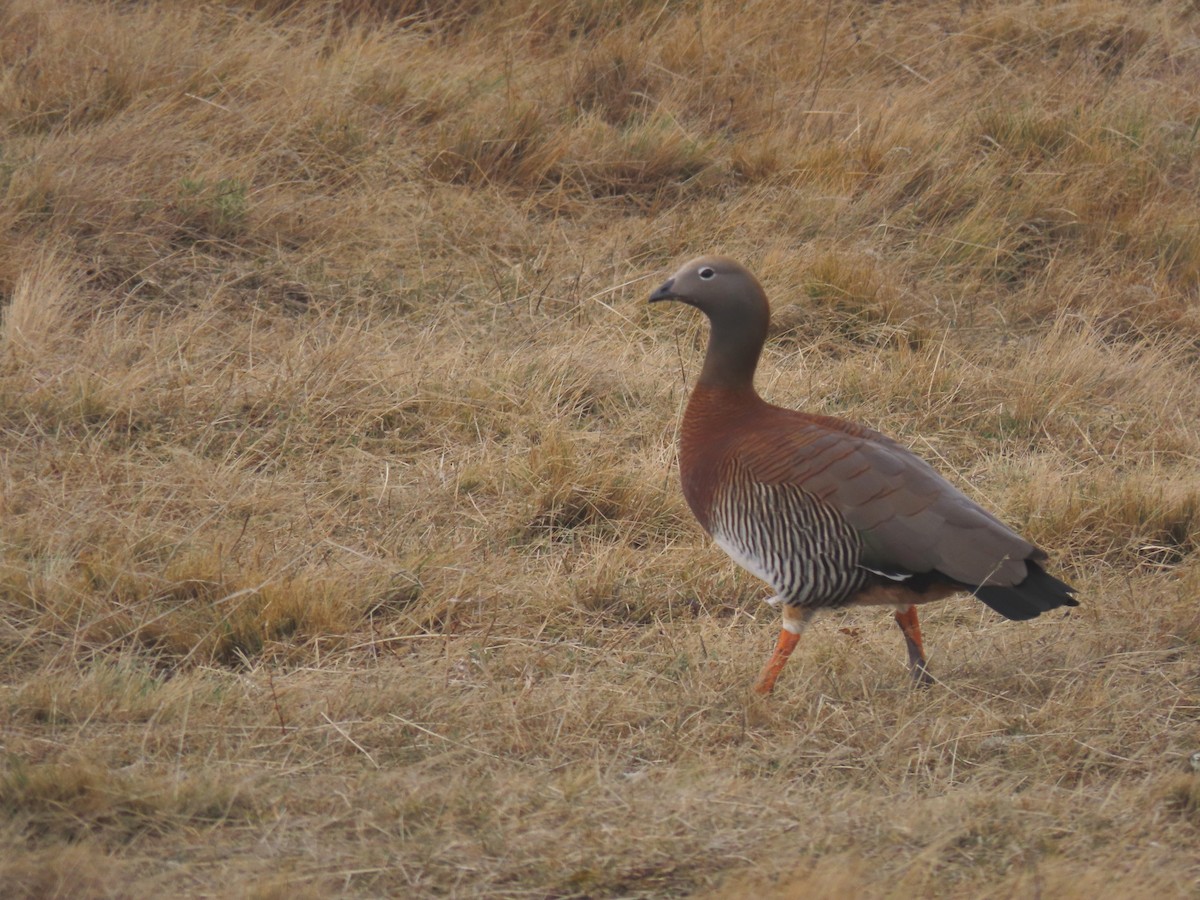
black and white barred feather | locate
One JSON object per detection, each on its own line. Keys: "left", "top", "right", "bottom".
{"left": 709, "top": 461, "right": 872, "bottom": 609}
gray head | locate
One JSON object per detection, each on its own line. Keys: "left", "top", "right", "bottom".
{"left": 649, "top": 255, "right": 770, "bottom": 390}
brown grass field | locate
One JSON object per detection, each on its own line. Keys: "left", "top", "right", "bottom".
{"left": 3, "top": 0, "right": 1200, "bottom": 896}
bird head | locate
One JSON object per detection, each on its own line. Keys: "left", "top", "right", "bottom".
{"left": 649, "top": 255, "right": 769, "bottom": 322}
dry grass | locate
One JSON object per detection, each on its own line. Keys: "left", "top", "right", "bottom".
{"left": 2, "top": 0, "right": 1200, "bottom": 896}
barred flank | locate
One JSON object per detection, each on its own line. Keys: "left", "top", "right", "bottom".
{"left": 712, "top": 462, "right": 871, "bottom": 609}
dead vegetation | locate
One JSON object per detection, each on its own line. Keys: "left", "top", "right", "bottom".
{"left": 2, "top": 0, "right": 1200, "bottom": 896}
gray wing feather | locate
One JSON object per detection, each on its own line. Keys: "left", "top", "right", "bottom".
{"left": 745, "top": 420, "right": 1035, "bottom": 587}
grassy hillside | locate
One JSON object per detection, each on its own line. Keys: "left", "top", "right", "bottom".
{"left": 2, "top": 0, "right": 1200, "bottom": 896}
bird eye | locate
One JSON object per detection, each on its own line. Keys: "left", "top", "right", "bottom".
{"left": 698, "top": 267, "right": 715, "bottom": 280}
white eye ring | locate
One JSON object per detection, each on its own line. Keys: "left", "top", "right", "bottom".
{"left": 698, "top": 266, "right": 716, "bottom": 280}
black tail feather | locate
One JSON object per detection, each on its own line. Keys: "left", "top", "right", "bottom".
{"left": 972, "top": 561, "right": 1078, "bottom": 622}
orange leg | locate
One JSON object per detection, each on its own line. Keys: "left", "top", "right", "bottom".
{"left": 894, "top": 604, "right": 933, "bottom": 686}
{"left": 754, "top": 604, "right": 813, "bottom": 695}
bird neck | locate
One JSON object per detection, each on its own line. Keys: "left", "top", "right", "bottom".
{"left": 697, "top": 312, "right": 766, "bottom": 392}
{"left": 682, "top": 383, "right": 767, "bottom": 437}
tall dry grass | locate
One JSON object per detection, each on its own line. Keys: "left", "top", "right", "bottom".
{"left": 2, "top": 0, "right": 1200, "bottom": 896}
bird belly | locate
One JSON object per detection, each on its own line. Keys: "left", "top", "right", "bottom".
{"left": 711, "top": 528, "right": 780, "bottom": 592}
